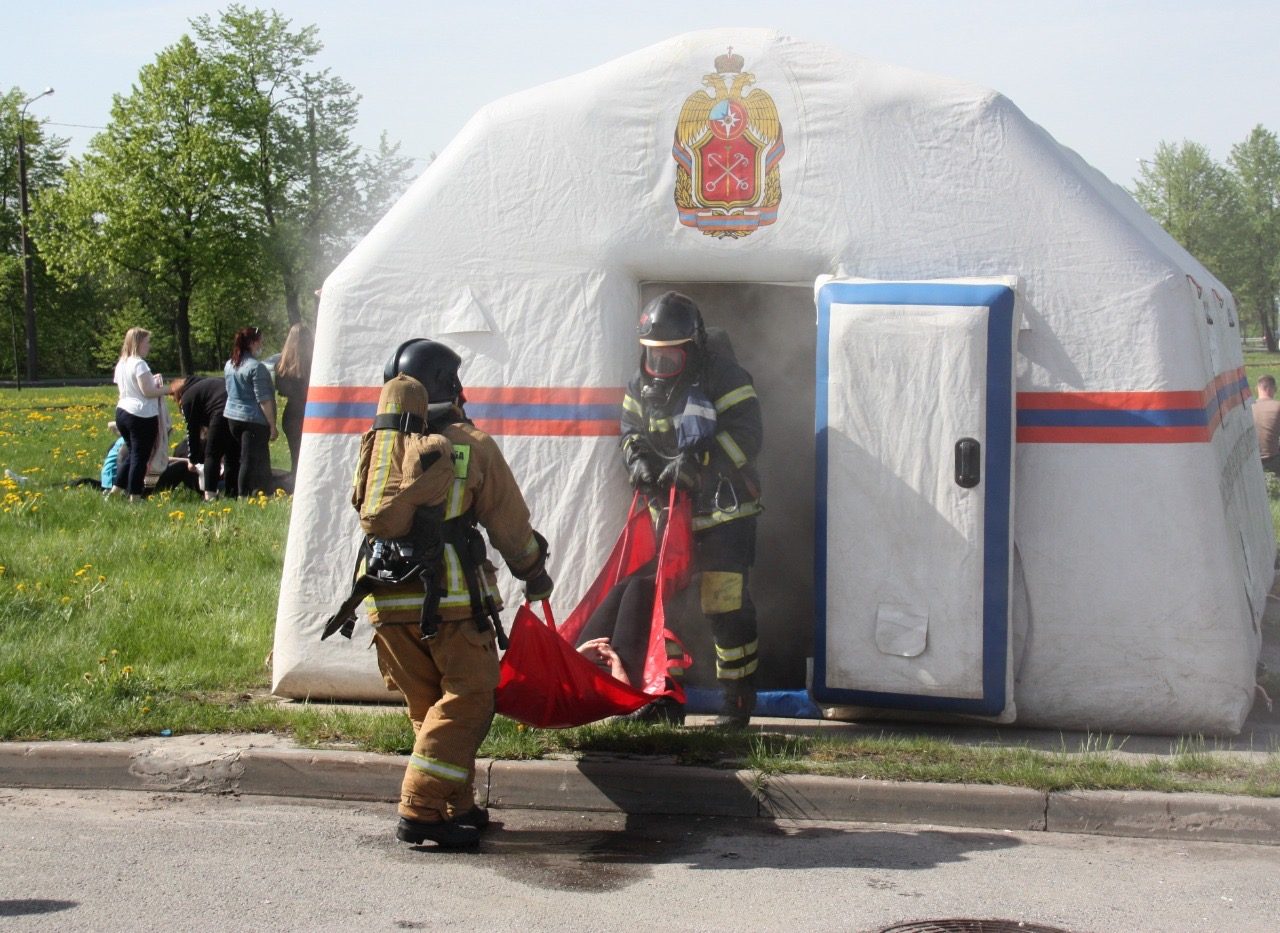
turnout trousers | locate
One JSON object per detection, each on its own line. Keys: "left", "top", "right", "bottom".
{"left": 695, "top": 516, "right": 759, "bottom": 683}
{"left": 372, "top": 618, "right": 500, "bottom": 822}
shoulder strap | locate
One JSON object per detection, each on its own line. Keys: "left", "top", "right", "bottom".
{"left": 372, "top": 411, "right": 425, "bottom": 435}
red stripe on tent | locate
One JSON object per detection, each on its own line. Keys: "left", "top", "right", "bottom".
{"left": 472, "top": 418, "right": 620, "bottom": 437}
{"left": 1017, "top": 390, "right": 1206, "bottom": 411}
{"left": 466, "top": 386, "right": 623, "bottom": 405}
{"left": 303, "top": 417, "right": 370, "bottom": 435}
{"left": 1017, "top": 425, "right": 1213, "bottom": 444}
{"left": 308, "top": 385, "right": 381, "bottom": 403}
{"left": 302, "top": 384, "right": 626, "bottom": 437}
{"left": 1017, "top": 369, "right": 1252, "bottom": 444}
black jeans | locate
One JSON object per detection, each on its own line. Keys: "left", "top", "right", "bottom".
{"left": 203, "top": 414, "right": 240, "bottom": 497}
{"left": 228, "top": 418, "right": 271, "bottom": 496}
{"left": 114, "top": 408, "right": 159, "bottom": 496}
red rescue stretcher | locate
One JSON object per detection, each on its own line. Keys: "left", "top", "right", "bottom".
{"left": 495, "top": 489, "right": 692, "bottom": 728}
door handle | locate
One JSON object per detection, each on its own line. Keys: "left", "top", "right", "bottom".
{"left": 955, "top": 437, "right": 981, "bottom": 488}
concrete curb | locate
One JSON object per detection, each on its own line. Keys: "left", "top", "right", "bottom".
{"left": 2, "top": 737, "right": 1278, "bottom": 846}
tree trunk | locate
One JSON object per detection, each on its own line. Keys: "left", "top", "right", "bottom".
{"left": 283, "top": 273, "right": 301, "bottom": 325}
{"left": 1264, "top": 296, "right": 1279, "bottom": 353}
{"left": 175, "top": 269, "right": 195, "bottom": 376}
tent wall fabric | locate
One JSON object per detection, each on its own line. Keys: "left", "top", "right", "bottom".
{"left": 272, "top": 28, "right": 1272, "bottom": 735}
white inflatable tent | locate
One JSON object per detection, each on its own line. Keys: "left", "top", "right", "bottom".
{"left": 273, "top": 28, "right": 1273, "bottom": 735}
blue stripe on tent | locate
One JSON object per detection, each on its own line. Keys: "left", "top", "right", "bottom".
{"left": 1017, "top": 408, "right": 1208, "bottom": 428}
{"left": 306, "top": 401, "right": 376, "bottom": 420}
{"left": 813, "top": 281, "right": 1014, "bottom": 717}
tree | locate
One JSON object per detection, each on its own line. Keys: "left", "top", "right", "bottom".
{"left": 1132, "top": 140, "right": 1238, "bottom": 278}
{"left": 36, "top": 37, "right": 249, "bottom": 375}
{"left": 194, "top": 5, "right": 403, "bottom": 325}
{"left": 1226, "top": 126, "right": 1280, "bottom": 352}
{"left": 1, "top": 88, "right": 75, "bottom": 380}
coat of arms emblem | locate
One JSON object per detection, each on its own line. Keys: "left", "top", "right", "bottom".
{"left": 673, "top": 48, "right": 784, "bottom": 239}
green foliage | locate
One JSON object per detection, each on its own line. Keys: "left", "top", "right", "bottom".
{"left": 24, "top": 9, "right": 415, "bottom": 378}
{"left": 1226, "top": 127, "right": 1280, "bottom": 348}
{"left": 0, "top": 86, "right": 108, "bottom": 378}
{"left": 1134, "top": 129, "right": 1280, "bottom": 349}
{"left": 1132, "top": 140, "right": 1238, "bottom": 282}
{"left": 192, "top": 5, "right": 413, "bottom": 325}
{"left": 34, "top": 38, "right": 249, "bottom": 375}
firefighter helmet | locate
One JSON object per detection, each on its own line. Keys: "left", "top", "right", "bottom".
{"left": 637, "top": 291, "right": 704, "bottom": 347}
{"left": 638, "top": 292, "right": 704, "bottom": 380}
{"left": 383, "top": 339, "right": 463, "bottom": 409}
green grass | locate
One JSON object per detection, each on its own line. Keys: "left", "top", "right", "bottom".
{"left": 2, "top": 386, "right": 1280, "bottom": 798}
{"left": 1244, "top": 349, "right": 1280, "bottom": 394}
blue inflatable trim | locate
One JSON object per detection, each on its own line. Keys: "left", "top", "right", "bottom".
{"left": 683, "top": 687, "right": 823, "bottom": 720}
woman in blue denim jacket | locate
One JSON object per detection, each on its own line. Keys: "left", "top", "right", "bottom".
{"left": 224, "top": 326, "right": 278, "bottom": 496}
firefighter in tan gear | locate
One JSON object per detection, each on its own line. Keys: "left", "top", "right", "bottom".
{"left": 348, "top": 339, "right": 552, "bottom": 849}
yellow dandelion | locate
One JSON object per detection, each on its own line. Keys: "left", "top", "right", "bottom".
{"left": 141, "top": 706, "right": 151, "bottom": 715}
{"left": 97, "top": 575, "right": 106, "bottom": 583}
{"left": 16, "top": 582, "right": 26, "bottom": 591}
{"left": 60, "top": 596, "right": 71, "bottom": 604}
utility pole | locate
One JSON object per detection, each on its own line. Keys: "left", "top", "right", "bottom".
{"left": 17, "top": 87, "right": 54, "bottom": 384}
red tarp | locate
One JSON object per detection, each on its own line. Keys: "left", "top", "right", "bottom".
{"left": 495, "top": 490, "right": 692, "bottom": 728}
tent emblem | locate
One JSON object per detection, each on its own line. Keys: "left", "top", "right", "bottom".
{"left": 672, "top": 48, "right": 784, "bottom": 239}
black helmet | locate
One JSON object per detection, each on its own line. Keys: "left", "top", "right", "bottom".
{"left": 637, "top": 291, "right": 704, "bottom": 347}
{"left": 383, "top": 339, "right": 463, "bottom": 412}
{"left": 638, "top": 292, "right": 704, "bottom": 382}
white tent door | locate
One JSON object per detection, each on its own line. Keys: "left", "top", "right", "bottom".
{"left": 813, "top": 281, "right": 1016, "bottom": 715}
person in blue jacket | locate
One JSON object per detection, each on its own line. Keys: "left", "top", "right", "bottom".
{"left": 223, "top": 326, "right": 278, "bottom": 496}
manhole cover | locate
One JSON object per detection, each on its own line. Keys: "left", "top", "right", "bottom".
{"left": 878, "top": 922, "right": 1073, "bottom": 933}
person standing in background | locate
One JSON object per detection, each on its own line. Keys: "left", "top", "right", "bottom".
{"left": 274, "top": 323, "right": 314, "bottom": 479}
{"left": 224, "top": 326, "right": 278, "bottom": 496}
{"left": 1253, "top": 375, "right": 1280, "bottom": 474}
{"left": 112, "top": 327, "right": 167, "bottom": 502}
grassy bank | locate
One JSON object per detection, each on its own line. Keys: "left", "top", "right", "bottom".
{"left": 2, "top": 386, "right": 1279, "bottom": 797}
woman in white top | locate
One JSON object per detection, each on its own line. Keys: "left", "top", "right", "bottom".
{"left": 113, "top": 327, "right": 167, "bottom": 500}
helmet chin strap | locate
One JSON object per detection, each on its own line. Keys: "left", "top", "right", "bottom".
{"left": 427, "top": 400, "right": 456, "bottom": 418}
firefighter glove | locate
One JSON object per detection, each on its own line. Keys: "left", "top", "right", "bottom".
{"left": 659, "top": 455, "right": 698, "bottom": 492}
{"left": 524, "top": 569, "right": 554, "bottom": 602}
{"left": 628, "top": 456, "right": 658, "bottom": 491}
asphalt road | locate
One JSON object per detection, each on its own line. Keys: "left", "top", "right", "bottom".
{"left": 1, "top": 788, "right": 1278, "bottom": 932}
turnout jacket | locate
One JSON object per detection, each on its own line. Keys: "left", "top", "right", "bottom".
{"left": 621, "top": 350, "right": 763, "bottom": 531}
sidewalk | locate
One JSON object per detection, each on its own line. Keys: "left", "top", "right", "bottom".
{"left": 3, "top": 723, "right": 1278, "bottom": 847}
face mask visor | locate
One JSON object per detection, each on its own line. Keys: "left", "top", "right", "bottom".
{"left": 643, "top": 344, "right": 687, "bottom": 379}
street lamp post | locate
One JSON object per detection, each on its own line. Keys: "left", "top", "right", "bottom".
{"left": 17, "top": 87, "right": 54, "bottom": 385}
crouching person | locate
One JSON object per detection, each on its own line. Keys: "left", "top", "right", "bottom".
{"left": 352, "top": 339, "right": 552, "bottom": 850}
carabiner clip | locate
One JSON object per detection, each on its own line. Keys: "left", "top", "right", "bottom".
{"left": 714, "top": 475, "right": 739, "bottom": 514}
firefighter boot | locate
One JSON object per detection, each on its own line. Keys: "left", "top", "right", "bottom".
{"left": 454, "top": 805, "right": 491, "bottom": 829}
{"left": 396, "top": 816, "right": 481, "bottom": 848}
{"left": 713, "top": 678, "right": 756, "bottom": 730}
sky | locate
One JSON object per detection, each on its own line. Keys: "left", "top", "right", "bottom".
{"left": 8, "top": 1, "right": 1280, "bottom": 188}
